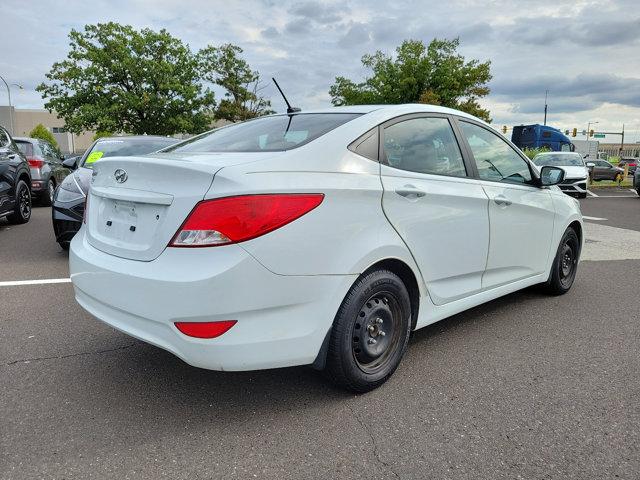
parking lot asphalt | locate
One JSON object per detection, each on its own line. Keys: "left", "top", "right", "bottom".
{"left": 2, "top": 200, "right": 640, "bottom": 479}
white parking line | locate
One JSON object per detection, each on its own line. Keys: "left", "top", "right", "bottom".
{"left": 587, "top": 190, "right": 599, "bottom": 197}
{"left": 583, "top": 216, "right": 607, "bottom": 221}
{"left": 630, "top": 189, "right": 638, "bottom": 194}
{"left": 0, "top": 278, "right": 71, "bottom": 287}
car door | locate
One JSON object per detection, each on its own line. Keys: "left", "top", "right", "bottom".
{"left": 456, "top": 120, "right": 555, "bottom": 290}
{"left": 40, "top": 141, "right": 61, "bottom": 184}
{"left": 379, "top": 114, "right": 490, "bottom": 305}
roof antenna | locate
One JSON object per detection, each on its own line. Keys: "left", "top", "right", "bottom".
{"left": 272, "top": 77, "right": 301, "bottom": 115}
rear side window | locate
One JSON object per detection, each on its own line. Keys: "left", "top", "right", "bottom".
{"left": 460, "top": 121, "right": 532, "bottom": 185}
{"left": 382, "top": 117, "right": 467, "bottom": 177}
{"left": 15, "top": 141, "right": 34, "bottom": 156}
{"left": 165, "top": 113, "right": 361, "bottom": 153}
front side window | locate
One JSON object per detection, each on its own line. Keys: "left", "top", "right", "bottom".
{"left": 382, "top": 117, "right": 466, "bottom": 177}
{"left": 165, "top": 113, "right": 361, "bottom": 153}
{"left": 460, "top": 122, "right": 532, "bottom": 185}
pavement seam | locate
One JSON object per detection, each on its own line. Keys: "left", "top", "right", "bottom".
{"left": 3, "top": 342, "right": 137, "bottom": 366}
{"left": 346, "top": 402, "right": 401, "bottom": 480}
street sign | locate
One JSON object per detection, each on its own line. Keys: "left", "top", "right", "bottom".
{"left": 594, "top": 133, "right": 605, "bottom": 138}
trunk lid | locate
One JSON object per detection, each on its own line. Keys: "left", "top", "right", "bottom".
{"left": 85, "top": 152, "right": 273, "bottom": 261}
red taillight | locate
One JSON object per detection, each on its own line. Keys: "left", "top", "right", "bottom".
{"left": 169, "top": 194, "right": 324, "bottom": 247}
{"left": 27, "top": 157, "right": 45, "bottom": 169}
{"left": 174, "top": 320, "right": 237, "bottom": 338}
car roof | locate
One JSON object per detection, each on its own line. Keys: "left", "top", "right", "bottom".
{"left": 271, "top": 104, "right": 481, "bottom": 121}
{"left": 13, "top": 137, "right": 43, "bottom": 144}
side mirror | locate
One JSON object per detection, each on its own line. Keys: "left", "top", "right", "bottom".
{"left": 62, "top": 156, "right": 78, "bottom": 170}
{"left": 540, "top": 165, "right": 565, "bottom": 186}
{"left": 586, "top": 162, "right": 595, "bottom": 167}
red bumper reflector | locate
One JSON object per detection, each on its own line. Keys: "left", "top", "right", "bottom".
{"left": 174, "top": 320, "right": 237, "bottom": 339}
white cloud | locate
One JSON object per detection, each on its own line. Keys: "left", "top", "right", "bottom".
{"left": 0, "top": 0, "right": 639, "bottom": 141}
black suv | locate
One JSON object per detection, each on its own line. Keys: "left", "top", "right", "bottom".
{"left": 0, "top": 125, "right": 32, "bottom": 224}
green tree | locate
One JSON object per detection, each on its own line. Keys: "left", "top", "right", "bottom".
{"left": 37, "top": 23, "right": 216, "bottom": 136}
{"left": 92, "top": 130, "right": 113, "bottom": 141}
{"left": 329, "top": 38, "right": 492, "bottom": 122}
{"left": 29, "top": 124, "right": 59, "bottom": 151}
{"left": 199, "top": 44, "right": 274, "bottom": 122}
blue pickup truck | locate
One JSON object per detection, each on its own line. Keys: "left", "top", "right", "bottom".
{"left": 511, "top": 124, "right": 575, "bottom": 152}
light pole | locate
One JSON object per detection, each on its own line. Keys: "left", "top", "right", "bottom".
{"left": 0, "top": 75, "right": 23, "bottom": 136}
{"left": 543, "top": 89, "right": 548, "bottom": 126}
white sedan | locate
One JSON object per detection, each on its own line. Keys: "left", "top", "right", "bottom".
{"left": 69, "top": 104, "right": 582, "bottom": 392}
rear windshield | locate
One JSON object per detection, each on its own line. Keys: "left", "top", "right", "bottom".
{"left": 533, "top": 154, "right": 585, "bottom": 167}
{"left": 81, "top": 138, "right": 178, "bottom": 169}
{"left": 15, "top": 141, "right": 34, "bottom": 156}
{"left": 165, "top": 113, "right": 361, "bottom": 153}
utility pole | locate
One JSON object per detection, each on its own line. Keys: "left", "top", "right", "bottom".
{"left": 0, "top": 74, "right": 14, "bottom": 135}
{"left": 620, "top": 124, "right": 625, "bottom": 158}
{"left": 543, "top": 90, "right": 548, "bottom": 126}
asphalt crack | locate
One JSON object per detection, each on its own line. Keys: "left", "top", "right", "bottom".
{"left": 347, "top": 402, "right": 401, "bottom": 480}
{"left": 4, "top": 342, "right": 137, "bottom": 366}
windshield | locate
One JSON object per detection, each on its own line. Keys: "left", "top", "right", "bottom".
{"left": 80, "top": 137, "right": 178, "bottom": 169}
{"left": 533, "top": 154, "right": 585, "bottom": 167}
{"left": 165, "top": 113, "right": 361, "bottom": 153}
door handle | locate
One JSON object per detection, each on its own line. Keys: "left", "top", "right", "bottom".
{"left": 7, "top": 154, "right": 16, "bottom": 159}
{"left": 395, "top": 185, "right": 426, "bottom": 198}
{"left": 494, "top": 195, "right": 512, "bottom": 206}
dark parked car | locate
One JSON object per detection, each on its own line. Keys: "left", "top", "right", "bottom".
{"left": 634, "top": 166, "right": 640, "bottom": 196}
{"left": 617, "top": 157, "right": 638, "bottom": 175}
{"left": 0, "top": 126, "right": 32, "bottom": 224}
{"left": 52, "top": 135, "right": 180, "bottom": 249}
{"left": 14, "top": 137, "right": 72, "bottom": 206}
{"left": 586, "top": 159, "right": 625, "bottom": 182}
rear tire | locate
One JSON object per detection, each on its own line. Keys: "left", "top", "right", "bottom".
{"left": 40, "top": 179, "right": 55, "bottom": 207}
{"left": 58, "top": 242, "right": 70, "bottom": 251}
{"left": 7, "top": 180, "right": 32, "bottom": 224}
{"left": 324, "top": 269, "right": 412, "bottom": 393}
{"left": 543, "top": 228, "right": 580, "bottom": 295}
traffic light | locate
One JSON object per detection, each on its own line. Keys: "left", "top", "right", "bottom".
{"left": 564, "top": 129, "right": 570, "bottom": 135}
{"left": 572, "top": 128, "right": 577, "bottom": 137}
{"left": 502, "top": 125, "right": 507, "bottom": 134}
{"left": 589, "top": 129, "right": 594, "bottom": 137}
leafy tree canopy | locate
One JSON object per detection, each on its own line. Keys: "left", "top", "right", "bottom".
{"left": 38, "top": 23, "right": 273, "bottom": 135}
{"left": 329, "top": 38, "right": 492, "bottom": 122}
{"left": 29, "top": 124, "right": 59, "bottom": 151}
{"left": 199, "top": 44, "right": 274, "bottom": 122}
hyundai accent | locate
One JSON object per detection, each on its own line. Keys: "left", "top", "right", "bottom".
{"left": 69, "top": 104, "right": 582, "bottom": 392}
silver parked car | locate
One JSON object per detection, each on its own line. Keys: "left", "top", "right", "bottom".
{"left": 14, "top": 137, "right": 72, "bottom": 206}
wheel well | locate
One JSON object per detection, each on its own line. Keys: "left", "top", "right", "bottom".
{"left": 568, "top": 220, "right": 582, "bottom": 247}
{"left": 362, "top": 259, "right": 420, "bottom": 331}
{"left": 311, "top": 257, "right": 421, "bottom": 371}
{"left": 19, "top": 173, "right": 30, "bottom": 186}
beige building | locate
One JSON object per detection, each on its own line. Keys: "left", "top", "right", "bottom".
{"left": 599, "top": 142, "right": 640, "bottom": 158}
{"left": 0, "top": 106, "right": 94, "bottom": 154}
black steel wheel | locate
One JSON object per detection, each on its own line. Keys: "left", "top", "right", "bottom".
{"left": 324, "top": 269, "right": 412, "bottom": 392}
{"left": 7, "top": 180, "right": 32, "bottom": 224}
{"left": 543, "top": 227, "right": 580, "bottom": 295}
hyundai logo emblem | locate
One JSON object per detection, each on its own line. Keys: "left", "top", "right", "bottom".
{"left": 114, "top": 169, "right": 128, "bottom": 184}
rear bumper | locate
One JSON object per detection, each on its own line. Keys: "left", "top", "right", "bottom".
{"left": 69, "top": 231, "right": 355, "bottom": 371}
{"left": 559, "top": 178, "right": 588, "bottom": 195}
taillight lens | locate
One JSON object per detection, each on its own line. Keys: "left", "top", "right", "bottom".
{"left": 170, "top": 193, "right": 324, "bottom": 247}
{"left": 174, "top": 320, "right": 237, "bottom": 338}
{"left": 27, "top": 157, "right": 45, "bottom": 169}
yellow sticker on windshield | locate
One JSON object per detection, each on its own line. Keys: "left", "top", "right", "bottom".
{"left": 85, "top": 151, "right": 104, "bottom": 164}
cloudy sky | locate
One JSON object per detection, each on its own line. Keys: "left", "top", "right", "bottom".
{"left": 2, "top": 0, "right": 639, "bottom": 142}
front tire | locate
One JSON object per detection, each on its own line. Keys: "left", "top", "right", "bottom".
{"left": 543, "top": 228, "right": 580, "bottom": 295}
{"left": 324, "top": 269, "right": 412, "bottom": 393}
{"left": 7, "top": 180, "right": 32, "bottom": 224}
